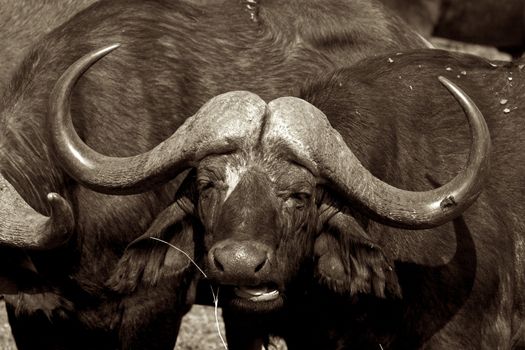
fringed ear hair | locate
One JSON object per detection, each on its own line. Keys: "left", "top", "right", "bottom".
{"left": 315, "top": 209, "right": 401, "bottom": 298}
{"left": 107, "top": 194, "right": 196, "bottom": 294}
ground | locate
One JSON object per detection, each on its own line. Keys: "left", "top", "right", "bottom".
{"left": 0, "top": 303, "right": 15, "bottom": 350}
{"left": 0, "top": 301, "right": 228, "bottom": 350}
{"left": 0, "top": 301, "right": 285, "bottom": 349}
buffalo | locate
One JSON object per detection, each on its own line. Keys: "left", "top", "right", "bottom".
{"left": 41, "top": 36, "right": 520, "bottom": 350}
{"left": 80, "top": 44, "right": 522, "bottom": 348}
{"left": 46, "top": 46, "right": 523, "bottom": 349}
{"left": 0, "top": 0, "right": 428, "bottom": 349}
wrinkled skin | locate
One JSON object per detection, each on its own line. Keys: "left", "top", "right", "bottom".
{"left": 198, "top": 152, "right": 320, "bottom": 308}
{"left": 0, "top": 0, "right": 425, "bottom": 349}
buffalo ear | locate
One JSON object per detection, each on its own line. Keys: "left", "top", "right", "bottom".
{"left": 107, "top": 196, "right": 197, "bottom": 294}
{"left": 315, "top": 211, "right": 401, "bottom": 298}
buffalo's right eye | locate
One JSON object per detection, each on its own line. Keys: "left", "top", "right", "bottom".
{"left": 287, "top": 192, "right": 311, "bottom": 210}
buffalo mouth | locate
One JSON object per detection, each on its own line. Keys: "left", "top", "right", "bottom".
{"left": 234, "top": 286, "right": 280, "bottom": 302}
{"left": 219, "top": 284, "right": 284, "bottom": 312}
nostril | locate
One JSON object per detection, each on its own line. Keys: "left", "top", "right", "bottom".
{"left": 254, "top": 256, "right": 268, "bottom": 273}
{"left": 213, "top": 255, "right": 225, "bottom": 272}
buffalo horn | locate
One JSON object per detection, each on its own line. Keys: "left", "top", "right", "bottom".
{"left": 265, "top": 77, "right": 490, "bottom": 228}
{"left": 0, "top": 173, "right": 74, "bottom": 249}
{"left": 48, "top": 44, "right": 266, "bottom": 194}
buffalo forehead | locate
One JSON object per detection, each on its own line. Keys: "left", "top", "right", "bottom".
{"left": 199, "top": 151, "right": 316, "bottom": 194}
{"left": 185, "top": 90, "right": 267, "bottom": 152}
{"left": 224, "top": 162, "right": 249, "bottom": 201}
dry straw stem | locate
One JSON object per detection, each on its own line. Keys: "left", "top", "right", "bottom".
{"left": 150, "top": 237, "right": 228, "bottom": 349}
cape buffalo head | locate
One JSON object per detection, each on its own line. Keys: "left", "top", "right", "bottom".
{"left": 42, "top": 45, "right": 490, "bottom": 313}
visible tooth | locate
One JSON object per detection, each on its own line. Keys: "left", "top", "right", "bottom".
{"left": 252, "top": 290, "right": 279, "bottom": 302}
{"left": 234, "top": 287, "right": 280, "bottom": 301}
{"left": 243, "top": 287, "right": 267, "bottom": 296}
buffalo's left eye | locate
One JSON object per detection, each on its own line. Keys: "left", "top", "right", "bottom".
{"left": 197, "top": 180, "right": 216, "bottom": 193}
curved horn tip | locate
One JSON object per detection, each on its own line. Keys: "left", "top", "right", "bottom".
{"left": 46, "top": 192, "right": 75, "bottom": 232}
{"left": 46, "top": 192, "right": 72, "bottom": 214}
{"left": 47, "top": 191, "right": 71, "bottom": 201}
{"left": 438, "top": 76, "right": 458, "bottom": 92}
{"left": 79, "top": 43, "right": 121, "bottom": 66}
{"left": 438, "top": 76, "right": 483, "bottom": 117}
{"left": 101, "top": 43, "right": 121, "bottom": 53}
{"left": 91, "top": 43, "right": 121, "bottom": 59}
{"left": 46, "top": 192, "right": 60, "bottom": 201}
